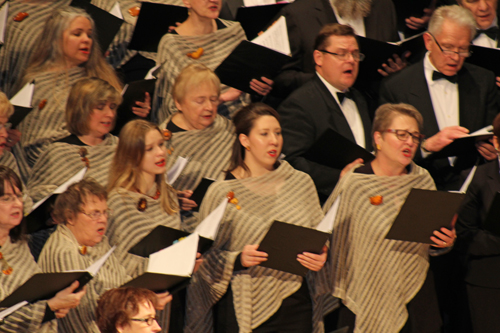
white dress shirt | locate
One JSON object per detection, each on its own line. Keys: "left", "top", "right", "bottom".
{"left": 317, "top": 72, "right": 366, "bottom": 148}
{"left": 472, "top": 18, "right": 498, "bottom": 49}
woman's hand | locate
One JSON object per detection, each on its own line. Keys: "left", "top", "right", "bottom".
{"left": 340, "top": 158, "right": 363, "bottom": 179}
{"left": 194, "top": 252, "right": 203, "bottom": 273}
{"left": 155, "top": 291, "right": 173, "bottom": 310}
{"left": 377, "top": 53, "right": 410, "bottom": 77}
{"left": 250, "top": 77, "right": 273, "bottom": 96}
{"left": 132, "top": 92, "right": 151, "bottom": 118}
{"left": 431, "top": 214, "right": 457, "bottom": 248}
{"left": 297, "top": 246, "right": 327, "bottom": 271}
{"left": 241, "top": 244, "right": 268, "bottom": 268}
{"left": 177, "top": 190, "right": 197, "bottom": 211}
{"left": 47, "top": 281, "right": 86, "bottom": 318}
{"left": 219, "top": 88, "right": 242, "bottom": 103}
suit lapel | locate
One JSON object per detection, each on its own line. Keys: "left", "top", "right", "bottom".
{"left": 487, "top": 159, "right": 500, "bottom": 195}
{"left": 352, "top": 89, "right": 372, "bottom": 148}
{"left": 318, "top": 0, "right": 337, "bottom": 27}
{"left": 458, "top": 66, "right": 481, "bottom": 131}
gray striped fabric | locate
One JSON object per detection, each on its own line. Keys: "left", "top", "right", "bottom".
{"left": 0, "top": 1, "right": 71, "bottom": 97}
{"left": 161, "top": 114, "right": 235, "bottom": 232}
{"left": 27, "top": 134, "right": 118, "bottom": 203}
{"left": 106, "top": 187, "right": 182, "bottom": 277}
{"left": 0, "top": 238, "right": 57, "bottom": 333}
{"left": 39, "top": 225, "right": 129, "bottom": 333}
{"left": 322, "top": 163, "right": 435, "bottom": 333}
{"left": 12, "top": 67, "right": 87, "bottom": 182}
{"left": 153, "top": 20, "right": 249, "bottom": 123}
{"left": 185, "top": 161, "right": 325, "bottom": 333}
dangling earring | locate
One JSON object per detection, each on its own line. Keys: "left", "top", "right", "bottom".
{"left": 376, "top": 144, "right": 381, "bottom": 151}
{"left": 245, "top": 146, "right": 250, "bottom": 151}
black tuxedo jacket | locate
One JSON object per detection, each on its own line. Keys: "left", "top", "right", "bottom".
{"left": 278, "top": 74, "right": 372, "bottom": 198}
{"left": 456, "top": 159, "right": 500, "bottom": 288}
{"left": 273, "top": 0, "right": 399, "bottom": 97}
{"left": 379, "top": 60, "right": 499, "bottom": 190}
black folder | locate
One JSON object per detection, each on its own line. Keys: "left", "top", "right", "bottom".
{"left": 9, "top": 106, "right": 32, "bottom": 129}
{"left": 26, "top": 194, "right": 59, "bottom": 234}
{"left": 70, "top": 0, "right": 124, "bottom": 52}
{"left": 385, "top": 189, "right": 465, "bottom": 244}
{"left": 431, "top": 133, "right": 493, "bottom": 159}
{"left": 483, "top": 192, "right": 500, "bottom": 237}
{"left": 122, "top": 272, "right": 190, "bottom": 294}
{"left": 392, "top": 0, "right": 433, "bottom": 27}
{"left": 190, "top": 178, "right": 215, "bottom": 212}
{"left": 113, "top": 79, "right": 156, "bottom": 135}
{"left": 303, "top": 129, "right": 374, "bottom": 170}
{"left": 214, "top": 40, "right": 291, "bottom": 94}
{"left": 128, "top": 225, "right": 213, "bottom": 258}
{"left": 0, "top": 271, "right": 92, "bottom": 308}
{"left": 357, "top": 34, "right": 425, "bottom": 81}
{"left": 235, "top": 3, "right": 288, "bottom": 40}
{"left": 258, "top": 221, "right": 329, "bottom": 276}
{"left": 466, "top": 45, "right": 500, "bottom": 77}
{"left": 128, "top": 3, "right": 188, "bottom": 52}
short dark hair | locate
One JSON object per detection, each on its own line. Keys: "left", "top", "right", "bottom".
{"left": 314, "top": 23, "right": 356, "bottom": 51}
{"left": 0, "top": 166, "right": 26, "bottom": 243}
{"left": 96, "top": 287, "right": 159, "bottom": 333}
{"left": 493, "top": 112, "right": 500, "bottom": 138}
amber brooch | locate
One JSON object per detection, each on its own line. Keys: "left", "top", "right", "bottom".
{"left": 369, "top": 195, "right": 383, "bottom": 206}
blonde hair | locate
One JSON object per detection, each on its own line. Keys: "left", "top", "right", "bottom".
{"left": 20, "top": 8, "right": 122, "bottom": 92}
{"left": 108, "top": 120, "right": 178, "bottom": 214}
{"left": 66, "top": 77, "right": 122, "bottom": 136}
{"left": 172, "top": 63, "right": 221, "bottom": 103}
{"left": 0, "top": 91, "right": 14, "bottom": 118}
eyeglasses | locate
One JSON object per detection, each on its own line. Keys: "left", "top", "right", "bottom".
{"left": 80, "top": 209, "right": 111, "bottom": 220}
{"left": 385, "top": 129, "right": 424, "bottom": 144}
{"left": 318, "top": 49, "right": 365, "bottom": 61}
{"left": 0, "top": 193, "right": 23, "bottom": 204}
{"left": 0, "top": 123, "right": 12, "bottom": 131}
{"left": 428, "top": 33, "right": 471, "bottom": 58}
{"left": 130, "top": 317, "right": 159, "bottom": 326}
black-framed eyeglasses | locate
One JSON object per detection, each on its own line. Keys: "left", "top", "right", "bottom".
{"left": 428, "top": 33, "right": 471, "bottom": 58}
{"left": 385, "top": 129, "right": 424, "bottom": 144}
{"left": 318, "top": 49, "right": 365, "bottom": 61}
{"left": 130, "top": 316, "right": 159, "bottom": 326}
{"left": 80, "top": 209, "right": 111, "bottom": 220}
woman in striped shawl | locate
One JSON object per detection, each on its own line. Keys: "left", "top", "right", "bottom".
{"left": 0, "top": 166, "right": 86, "bottom": 333}
{"left": 0, "top": 92, "right": 21, "bottom": 182}
{"left": 38, "top": 178, "right": 172, "bottom": 333}
{"left": 322, "top": 103, "right": 457, "bottom": 333}
{"left": 152, "top": 0, "right": 273, "bottom": 123}
{"left": 186, "top": 103, "right": 328, "bottom": 333}
{"left": 161, "top": 64, "right": 235, "bottom": 231}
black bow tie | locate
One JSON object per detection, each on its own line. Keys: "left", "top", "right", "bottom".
{"left": 432, "top": 71, "right": 457, "bottom": 84}
{"left": 337, "top": 91, "right": 353, "bottom": 104}
{"left": 475, "top": 26, "right": 499, "bottom": 40}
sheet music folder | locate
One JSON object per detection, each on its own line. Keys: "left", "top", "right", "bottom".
{"left": 482, "top": 192, "right": 500, "bottom": 237}
{"left": 0, "top": 272, "right": 92, "bottom": 308}
{"left": 235, "top": 3, "right": 288, "bottom": 40}
{"left": 431, "top": 133, "right": 493, "bottom": 159}
{"left": 303, "top": 129, "right": 374, "bottom": 170}
{"left": 385, "top": 189, "right": 465, "bottom": 244}
{"left": 128, "top": 225, "right": 213, "bottom": 257}
{"left": 122, "top": 272, "right": 189, "bottom": 294}
{"left": 214, "top": 40, "right": 291, "bottom": 94}
{"left": 128, "top": 3, "right": 188, "bottom": 52}
{"left": 190, "top": 178, "right": 215, "bottom": 212}
{"left": 466, "top": 45, "right": 500, "bottom": 76}
{"left": 258, "top": 221, "right": 330, "bottom": 276}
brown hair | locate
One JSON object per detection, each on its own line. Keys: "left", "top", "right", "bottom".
{"left": 0, "top": 166, "right": 26, "bottom": 242}
{"left": 96, "top": 287, "right": 159, "bottom": 333}
{"left": 371, "top": 103, "right": 424, "bottom": 151}
{"left": 0, "top": 91, "right": 14, "bottom": 118}
{"left": 66, "top": 77, "right": 122, "bottom": 136}
{"left": 52, "top": 178, "right": 107, "bottom": 225}
{"left": 228, "top": 103, "right": 280, "bottom": 175}
{"left": 314, "top": 23, "right": 356, "bottom": 51}
{"left": 108, "top": 120, "right": 178, "bottom": 214}
{"left": 172, "top": 63, "right": 221, "bottom": 104}
{"left": 493, "top": 112, "right": 500, "bottom": 138}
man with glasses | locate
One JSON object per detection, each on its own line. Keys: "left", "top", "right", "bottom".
{"left": 380, "top": 5, "right": 498, "bottom": 192}
{"left": 278, "top": 23, "right": 372, "bottom": 201}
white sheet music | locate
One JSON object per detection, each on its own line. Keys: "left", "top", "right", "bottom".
{"left": 166, "top": 156, "right": 189, "bottom": 184}
{"left": 86, "top": 246, "right": 116, "bottom": 276}
{"left": 10, "top": 82, "right": 35, "bottom": 108}
{"left": 145, "top": 65, "right": 160, "bottom": 80}
{"left": 316, "top": 195, "right": 341, "bottom": 233}
{"left": 470, "top": 125, "right": 493, "bottom": 137}
{"left": 194, "top": 198, "right": 227, "bottom": 240}
{"left": 110, "top": 2, "right": 123, "bottom": 19}
{"left": 0, "top": 2, "right": 8, "bottom": 45}
{"left": 0, "top": 301, "right": 28, "bottom": 321}
{"left": 148, "top": 233, "right": 199, "bottom": 276}
{"left": 120, "top": 84, "right": 129, "bottom": 96}
{"left": 243, "top": 0, "right": 277, "bottom": 6}
{"left": 251, "top": 16, "right": 291, "bottom": 55}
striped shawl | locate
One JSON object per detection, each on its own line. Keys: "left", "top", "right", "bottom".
{"left": 185, "top": 161, "right": 325, "bottom": 333}
{"left": 322, "top": 163, "right": 436, "bottom": 333}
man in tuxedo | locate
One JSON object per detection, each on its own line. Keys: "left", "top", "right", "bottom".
{"left": 458, "top": 0, "right": 499, "bottom": 47}
{"left": 278, "top": 23, "right": 372, "bottom": 201}
{"left": 272, "top": 0, "right": 400, "bottom": 97}
{"left": 380, "top": 5, "right": 498, "bottom": 192}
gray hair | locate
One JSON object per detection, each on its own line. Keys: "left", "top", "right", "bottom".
{"left": 428, "top": 5, "right": 477, "bottom": 40}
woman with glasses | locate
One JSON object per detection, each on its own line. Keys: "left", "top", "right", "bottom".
{"left": 96, "top": 287, "right": 163, "bottom": 333}
{"left": 38, "top": 178, "right": 171, "bottom": 333}
{"left": 322, "top": 103, "right": 456, "bottom": 333}
{"left": 0, "top": 166, "right": 86, "bottom": 333}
